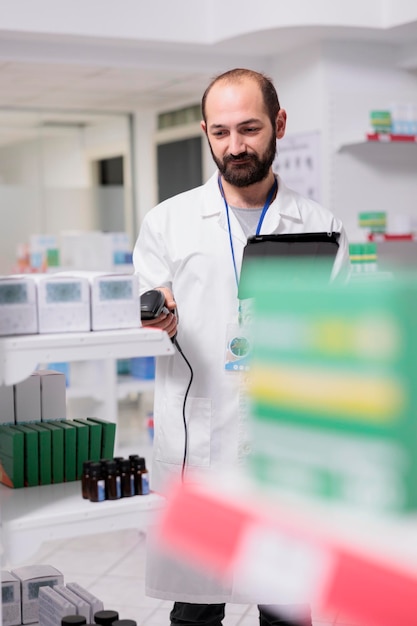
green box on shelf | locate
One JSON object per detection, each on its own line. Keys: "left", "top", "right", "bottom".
{"left": 0, "top": 425, "right": 24, "bottom": 488}
{"left": 55, "top": 420, "right": 77, "bottom": 482}
{"left": 74, "top": 418, "right": 102, "bottom": 461}
{"left": 9, "top": 424, "right": 39, "bottom": 487}
{"left": 40, "top": 422, "right": 64, "bottom": 484}
{"left": 86, "top": 417, "right": 116, "bottom": 459}
{"left": 67, "top": 420, "right": 89, "bottom": 479}
{"left": 240, "top": 258, "right": 417, "bottom": 516}
{"left": 24, "top": 423, "right": 52, "bottom": 485}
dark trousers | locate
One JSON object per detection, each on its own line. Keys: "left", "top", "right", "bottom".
{"left": 170, "top": 602, "right": 312, "bottom": 626}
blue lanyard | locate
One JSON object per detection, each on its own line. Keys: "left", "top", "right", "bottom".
{"left": 218, "top": 175, "right": 278, "bottom": 290}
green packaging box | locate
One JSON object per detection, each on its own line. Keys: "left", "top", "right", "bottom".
{"left": 40, "top": 422, "right": 64, "bottom": 483}
{"left": 56, "top": 420, "right": 77, "bottom": 482}
{"left": 86, "top": 417, "right": 116, "bottom": 458}
{"left": 24, "top": 423, "right": 52, "bottom": 485}
{"left": 67, "top": 420, "right": 89, "bottom": 479}
{"left": 0, "top": 425, "right": 24, "bottom": 488}
{"left": 242, "top": 259, "right": 417, "bottom": 516}
{"left": 9, "top": 425, "right": 39, "bottom": 487}
{"left": 74, "top": 418, "right": 102, "bottom": 461}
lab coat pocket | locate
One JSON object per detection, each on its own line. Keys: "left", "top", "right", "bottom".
{"left": 155, "top": 394, "right": 211, "bottom": 467}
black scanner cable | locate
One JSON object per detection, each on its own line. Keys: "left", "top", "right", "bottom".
{"left": 171, "top": 335, "right": 193, "bottom": 481}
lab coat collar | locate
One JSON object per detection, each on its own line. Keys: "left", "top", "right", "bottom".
{"left": 201, "top": 171, "right": 302, "bottom": 233}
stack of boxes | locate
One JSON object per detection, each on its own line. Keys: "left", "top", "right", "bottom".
{"left": 0, "top": 369, "right": 116, "bottom": 488}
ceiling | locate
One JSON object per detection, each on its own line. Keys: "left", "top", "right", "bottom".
{"left": 1, "top": 20, "right": 417, "bottom": 142}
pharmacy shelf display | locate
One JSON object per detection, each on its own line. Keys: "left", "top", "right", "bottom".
{"left": 0, "top": 327, "right": 173, "bottom": 386}
{"left": 0, "top": 327, "right": 173, "bottom": 568}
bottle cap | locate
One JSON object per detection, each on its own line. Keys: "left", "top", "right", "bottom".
{"left": 94, "top": 610, "right": 120, "bottom": 626}
{"left": 120, "top": 459, "right": 131, "bottom": 472}
{"left": 62, "top": 616, "right": 87, "bottom": 626}
{"left": 104, "top": 460, "right": 117, "bottom": 473}
{"left": 89, "top": 462, "right": 103, "bottom": 478}
{"left": 133, "top": 457, "right": 146, "bottom": 470}
{"left": 82, "top": 460, "right": 94, "bottom": 472}
{"left": 112, "top": 621, "right": 137, "bottom": 626}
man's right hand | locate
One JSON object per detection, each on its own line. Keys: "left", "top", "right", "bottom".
{"left": 141, "top": 287, "right": 178, "bottom": 338}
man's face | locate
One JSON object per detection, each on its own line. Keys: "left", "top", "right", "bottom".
{"left": 202, "top": 79, "right": 280, "bottom": 188}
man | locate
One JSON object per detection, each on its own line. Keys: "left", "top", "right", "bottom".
{"left": 133, "top": 68, "right": 350, "bottom": 626}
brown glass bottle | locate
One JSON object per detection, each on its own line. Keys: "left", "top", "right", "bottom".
{"left": 89, "top": 462, "right": 105, "bottom": 502}
{"left": 120, "top": 458, "right": 134, "bottom": 497}
{"left": 81, "top": 460, "right": 93, "bottom": 499}
{"left": 133, "top": 457, "right": 149, "bottom": 495}
{"left": 104, "top": 460, "right": 121, "bottom": 500}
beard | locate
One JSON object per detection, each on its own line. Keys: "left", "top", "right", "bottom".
{"left": 209, "top": 130, "right": 277, "bottom": 188}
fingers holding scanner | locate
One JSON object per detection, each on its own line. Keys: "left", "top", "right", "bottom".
{"left": 141, "top": 287, "right": 178, "bottom": 338}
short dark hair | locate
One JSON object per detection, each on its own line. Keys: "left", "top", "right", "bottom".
{"left": 201, "top": 68, "right": 281, "bottom": 128}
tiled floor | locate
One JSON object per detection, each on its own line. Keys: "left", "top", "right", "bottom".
{"left": 16, "top": 395, "right": 350, "bottom": 626}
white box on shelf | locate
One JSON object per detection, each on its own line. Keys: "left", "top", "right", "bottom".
{"left": 1, "top": 570, "right": 21, "bottom": 626}
{"left": 10, "top": 564, "right": 64, "bottom": 624}
{"left": 38, "top": 586, "right": 75, "bottom": 626}
{"left": 14, "top": 373, "right": 41, "bottom": 423}
{"left": 33, "top": 274, "right": 90, "bottom": 333}
{"left": 0, "top": 276, "right": 38, "bottom": 336}
{"left": 0, "top": 384, "right": 15, "bottom": 424}
{"left": 34, "top": 370, "right": 67, "bottom": 421}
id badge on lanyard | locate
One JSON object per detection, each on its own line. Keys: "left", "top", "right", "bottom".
{"left": 219, "top": 175, "right": 277, "bottom": 373}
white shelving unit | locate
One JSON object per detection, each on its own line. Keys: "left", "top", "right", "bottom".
{"left": 0, "top": 327, "right": 173, "bottom": 567}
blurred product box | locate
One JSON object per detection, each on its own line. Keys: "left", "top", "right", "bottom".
{"left": 1, "top": 570, "right": 21, "bottom": 626}
{"left": 35, "top": 370, "right": 67, "bottom": 421}
{"left": 130, "top": 356, "right": 155, "bottom": 380}
{"left": 14, "top": 374, "right": 41, "bottom": 423}
{"left": 64, "top": 582, "right": 103, "bottom": 622}
{"left": 38, "top": 585, "right": 75, "bottom": 626}
{"left": 33, "top": 274, "right": 90, "bottom": 333}
{"left": 0, "top": 275, "right": 38, "bottom": 336}
{"left": 86, "top": 417, "right": 116, "bottom": 459}
{"left": 0, "top": 425, "right": 24, "bottom": 488}
{"left": 242, "top": 259, "right": 417, "bottom": 516}
{"left": 56, "top": 420, "right": 77, "bottom": 482}
{"left": 53, "top": 585, "right": 90, "bottom": 622}
{"left": 74, "top": 418, "right": 102, "bottom": 461}
{"left": 0, "top": 385, "right": 15, "bottom": 424}
{"left": 67, "top": 419, "right": 89, "bottom": 480}
{"left": 11, "top": 565, "right": 64, "bottom": 624}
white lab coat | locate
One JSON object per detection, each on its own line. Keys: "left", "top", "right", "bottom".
{"left": 133, "top": 171, "right": 350, "bottom": 603}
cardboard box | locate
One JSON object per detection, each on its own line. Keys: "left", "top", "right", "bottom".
{"left": 0, "top": 425, "right": 24, "bottom": 488}
{"left": 39, "top": 422, "right": 64, "bottom": 484}
{"left": 53, "top": 585, "right": 90, "bottom": 622}
{"left": 86, "top": 417, "right": 116, "bottom": 459}
{"left": 67, "top": 420, "right": 89, "bottom": 479}
{"left": 65, "top": 582, "right": 103, "bottom": 622}
{"left": 1, "top": 570, "right": 21, "bottom": 626}
{"left": 24, "top": 424, "right": 52, "bottom": 486}
{"left": 38, "top": 586, "right": 75, "bottom": 626}
{"left": 34, "top": 274, "right": 90, "bottom": 334}
{"left": 0, "top": 385, "right": 15, "bottom": 425}
{"left": 74, "top": 418, "right": 101, "bottom": 461}
{"left": 13, "top": 374, "right": 41, "bottom": 423}
{"left": 9, "top": 425, "right": 39, "bottom": 487}
{"left": 0, "top": 275, "right": 38, "bottom": 336}
{"left": 11, "top": 565, "right": 64, "bottom": 624}
{"left": 35, "top": 370, "right": 66, "bottom": 421}
{"left": 56, "top": 420, "right": 77, "bottom": 482}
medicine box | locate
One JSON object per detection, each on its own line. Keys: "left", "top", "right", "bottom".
{"left": 53, "top": 585, "right": 90, "bottom": 622}
{"left": 11, "top": 564, "right": 64, "bottom": 624}
{"left": 65, "top": 582, "right": 103, "bottom": 623}
{"left": 55, "top": 420, "right": 77, "bottom": 482}
{"left": 0, "top": 275, "right": 38, "bottom": 336}
{"left": 9, "top": 424, "right": 39, "bottom": 487}
{"left": 0, "top": 425, "right": 24, "bottom": 488}
{"left": 1, "top": 570, "right": 21, "bottom": 626}
{"left": 24, "top": 423, "right": 52, "bottom": 486}
{"left": 14, "top": 374, "right": 41, "bottom": 423}
{"left": 38, "top": 585, "right": 75, "bottom": 626}
{"left": 87, "top": 417, "right": 116, "bottom": 459}
{"left": 35, "top": 370, "right": 67, "bottom": 421}
{"left": 74, "top": 418, "right": 102, "bottom": 461}
{"left": 67, "top": 420, "right": 89, "bottom": 479}
{"left": 34, "top": 274, "right": 90, "bottom": 333}
{"left": 40, "top": 422, "right": 64, "bottom": 484}
{"left": 0, "top": 385, "right": 15, "bottom": 424}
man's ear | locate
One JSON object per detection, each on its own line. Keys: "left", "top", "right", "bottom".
{"left": 276, "top": 109, "right": 287, "bottom": 139}
{"left": 201, "top": 120, "right": 207, "bottom": 134}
